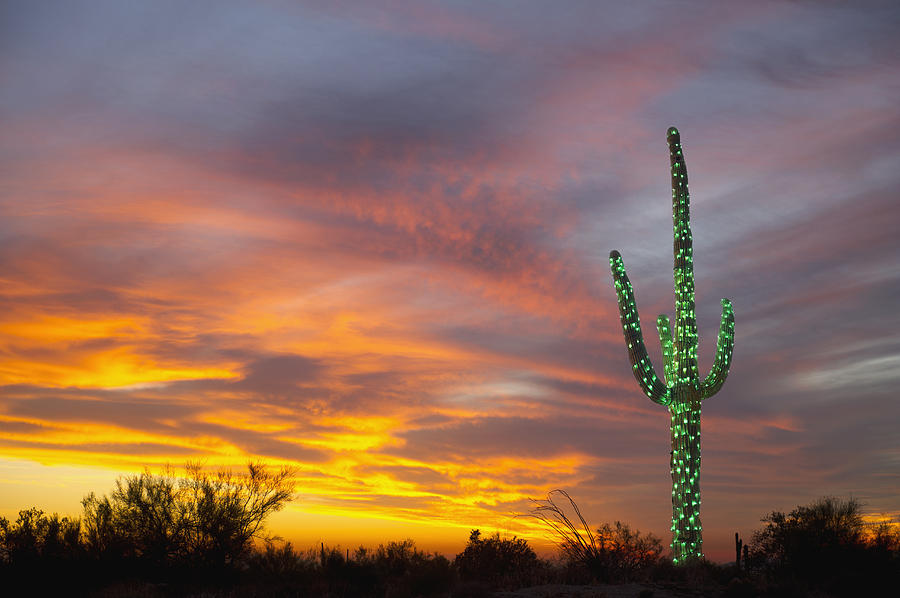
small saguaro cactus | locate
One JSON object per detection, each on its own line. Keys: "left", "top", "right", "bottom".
{"left": 609, "top": 127, "right": 735, "bottom": 564}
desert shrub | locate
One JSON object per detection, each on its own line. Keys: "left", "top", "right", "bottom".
{"left": 249, "top": 540, "right": 316, "bottom": 576}
{"left": 593, "top": 521, "right": 664, "bottom": 578}
{"left": 238, "top": 541, "right": 320, "bottom": 596}
{"left": 531, "top": 490, "right": 663, "bottom": 582}
{"left": 454, "top": 529, "right": 543, "bottom": 588}
{"left": 749, "top": 496, "right": 864, "bottom": 571}
{"left": 301, "top": 540, "right": 453, "bottom": 598}
{"left": 369, "top": 539, "right": 453, "bottom": 598}
{"left": 749, "top": 496, "right": 900, "bottom": 597}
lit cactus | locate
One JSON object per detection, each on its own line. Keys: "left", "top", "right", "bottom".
{"left": 609, "top": 127, "right": 735, "bottom": 564}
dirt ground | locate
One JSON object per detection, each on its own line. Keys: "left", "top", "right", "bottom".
{"left": 494, "top": 583, "right": 717, "bottom": 598}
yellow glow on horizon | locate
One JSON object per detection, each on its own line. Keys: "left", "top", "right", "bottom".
{"left": 0, "top": 455, "right": 560, "bottom": 554}
{"left": 862, "top": 513, "right": 900, "bottom": 530}
{"left": 278, "top": 497, "right": 564, "bottom": 558}
{"left": 269, "top": 507, "right": 557, "bottom": 557}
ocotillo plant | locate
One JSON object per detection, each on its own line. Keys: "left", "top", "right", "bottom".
{"left": 609, "top": 127, "right": 735, "bottom": 564}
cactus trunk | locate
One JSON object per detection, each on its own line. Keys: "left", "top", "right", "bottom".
{"left": 670, "top": 395, "right": 702, "bottom": 561}
{"left": 609, "top": 127, "right": 735, "bottom": 564}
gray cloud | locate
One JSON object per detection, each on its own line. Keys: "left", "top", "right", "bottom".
{"left": 1, "top": 394, "right": 195, "bottom": 433}
{"left": 387, "top": 414, "right": 662, "bottom": 462}
{"left": 231, "top": 354, "right": 323, "bottom": 394}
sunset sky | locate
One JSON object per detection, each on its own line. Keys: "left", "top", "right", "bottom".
{"left": 2, "top": 1, "right": 899, "bottom": 561}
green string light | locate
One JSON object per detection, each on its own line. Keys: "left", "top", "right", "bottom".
{"left": 608, "top": 127, "right": 736, "bottom": 565}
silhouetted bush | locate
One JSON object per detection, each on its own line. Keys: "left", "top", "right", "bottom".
{"left": 749, "top": 496, "right": 900, "bottom": 597}
{"left": 250, "top": 540, "right": 316, "bottom": 577}
{"left": 454, "top": 529, "right": 543, "bottom": 589}
{"left": 298, "top": 539, "right": 452, "bottom": 598}
{"left": 378, "top": 540, "right": 453, "bottom": 598}
{"left": 750, "top": 496, "right": 863, "bottom": 571}
{"left": 531, "top": 489, "right": 664, "bottom": 582}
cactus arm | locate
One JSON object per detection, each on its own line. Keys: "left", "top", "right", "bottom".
{"left": 700, "top": 298, "right": 735, "bottom": 400}
{"left": 609, "top": 250, "right": 670, "bottom": 405}
{"left": 668, "top": 127, "right": 699, "bottom": 387}
{"left": 657, "top": 314, "right": 675, "bottom": 387}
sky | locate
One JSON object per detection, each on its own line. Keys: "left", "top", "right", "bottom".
{"left": 1, "top": 0, "right": 899, "bottom": 562}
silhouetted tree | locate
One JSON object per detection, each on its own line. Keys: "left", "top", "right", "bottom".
{"left": 181, "top": 461, "right": 295, "bottom": 566}
{"left": 81, "top": 461, "right": 295, "bottom": 570}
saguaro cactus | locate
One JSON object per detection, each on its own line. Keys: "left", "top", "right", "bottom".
{"left": 608, "top": 127, "right": 735, "bottom": 564}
